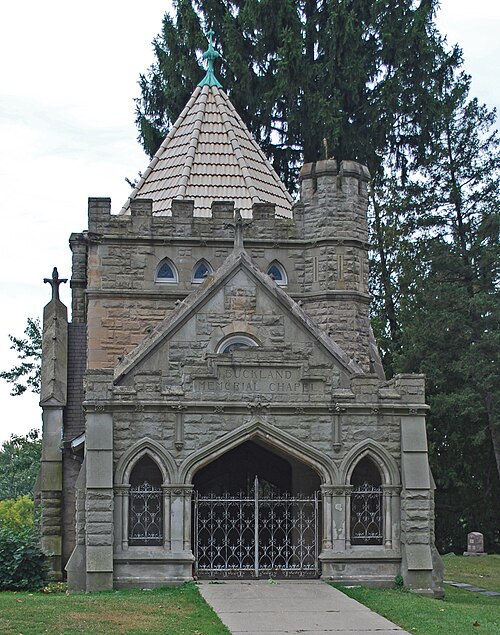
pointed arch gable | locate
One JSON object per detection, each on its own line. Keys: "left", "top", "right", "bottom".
{"left": 340, "top": 440, "right": 400, "bottom": 486}
{"left": 115, "top": 437, "right": 178, "bottom": 485}
{"left": 179, "top": 419, "right": 337, "bottom": 484}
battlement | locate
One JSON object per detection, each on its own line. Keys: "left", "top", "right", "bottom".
{"left": 88, "top": 197, "right": 296, "bottom": 242}
{"left": 299, "top": 159, "right": 370, "bottom": 201}
{"left": 296, "top": 159, "right": 370, "bottom": 242}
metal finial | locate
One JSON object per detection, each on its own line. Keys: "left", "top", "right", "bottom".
{"left": 197, "top": 29, "right": 223, "bottom": 88}
{"left": 44, "top": 267, "right": 67, "bottom": 302}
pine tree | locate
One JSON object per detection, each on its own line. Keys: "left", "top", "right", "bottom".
{"left": 135, "top": 0, "right": 460, "bottom": 189}
{"left": 385, "top": 74, "right": 500, "bottom": 550}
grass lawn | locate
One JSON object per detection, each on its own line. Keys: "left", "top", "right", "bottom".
{"left": 0, "top": 582, "right": 231, "bottom": 635}
{"left": 339, "top": 585, "right": 499, "bottom": 635}
{"left": 337, "top": 554, "right": 500, "bottom": 635}
{"left": 442, "top": 554, "right": 500, "bottom": 592}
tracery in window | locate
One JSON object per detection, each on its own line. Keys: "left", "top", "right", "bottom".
{"left": 128, "top": 455, "right": 163, "bottom": 546}
{"left": 155, "top": 258, "right": 178, "bottom": 283}
{"left": 192, "top": 259, "right": 212, "bottom": 283}
{"left": 216, "top": 334, "right": 259, "bottom": 354}
{"left": 350, "top": 456, "right": 383, "bottom": 546}
{"left": 267, "top": 261, "right": 287, "bottom": 286}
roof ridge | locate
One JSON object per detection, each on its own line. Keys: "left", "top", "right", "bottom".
{"left": 212, "top": 87, "right": 260, "bottom": 204}
{"left": 176, "top": 85, "right": 210, "bottom": 198}
{"left": 120, "top": 86, "right": 203, "bottom": 214}
{"left": 218, "top": 90, "right": 293, "bottom": 206}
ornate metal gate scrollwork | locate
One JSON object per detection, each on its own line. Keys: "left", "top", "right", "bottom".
{"left": 194, "top": 477, "right": 320, "bottom": 577}
{"left": 129, "top": 481, "right": 163, "bottom": 545}
{"left": 350, "top": 483, "right": 383, "bottom": 545}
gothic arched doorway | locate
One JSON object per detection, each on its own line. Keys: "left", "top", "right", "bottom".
{"left": 192, "top": 440, "right": 322, "bottom": 578}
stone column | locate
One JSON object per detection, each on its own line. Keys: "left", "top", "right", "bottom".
{"left": 332, "top": 487, "right": 349, "bottom": 551}
{"left": 168, "top": 485, "right": 193, "bottom": 553}
{"left": 165, "top": 485, "right": 195, "bottom": 581}
{"left": 38, "top": 273, "right": 68, "bottom": 580}
{"left": 321, "top": 486, "right": 333, "bottom": 550}
{"left": 382, "top": 485, "right": 399, "bottom": 550}
{"left": 162, "top": 486, "right": 172, "bottom": 550}
{"left": 85, "top": 411, "right": 114, "bottom": 592}
{"left": 344, "top": 486, "right": 353, "bottom": 550}
{"left": 113, "top": 485, "right": 130, "bottom": 552}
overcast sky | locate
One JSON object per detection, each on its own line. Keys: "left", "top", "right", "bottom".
{"left": 0, "top": 1, "right": 498, "bottom": 444}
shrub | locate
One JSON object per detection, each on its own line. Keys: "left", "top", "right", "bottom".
{"left": 0, "top": 527, "right": 48, "bottom": 591}
{"left": 0, "top": 496, "right": 34, "bottom": 533}
{"left": 0, "top": 500, "right": 47, "bottom": 591}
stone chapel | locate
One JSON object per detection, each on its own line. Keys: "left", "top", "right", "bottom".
{"left": 37, "top": 35, "right": 443, "bottom": 596}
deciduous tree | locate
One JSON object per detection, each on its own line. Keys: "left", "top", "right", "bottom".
{"left": 0, "top": 318, "right": 41, "bottom": 397}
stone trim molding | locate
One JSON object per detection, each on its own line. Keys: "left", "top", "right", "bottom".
{"left": 114, "top": 437, "right": 178, "bottom": 484}
{"left": 179, "top": 419, "right": 337, "bottom": 484}
{"left": 339, "top": 439, "right": 401, "bottom": 486}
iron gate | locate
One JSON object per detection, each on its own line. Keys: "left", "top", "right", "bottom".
{"left": 193, "top": 477, "right": 321, "bottom": 578}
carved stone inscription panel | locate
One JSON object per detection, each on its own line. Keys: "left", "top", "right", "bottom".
{"left": 194, "top": 365, "right": 325, "bottom": 399}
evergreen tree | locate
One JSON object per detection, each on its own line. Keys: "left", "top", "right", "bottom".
{"left": 135, "top": 0, "right": 460, "bottom": 189}
{"left": 379, "top": 74, "right": 500, "bottom": 551}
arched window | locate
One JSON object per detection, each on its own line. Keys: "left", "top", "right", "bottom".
{"left": 155, "top": 258, "right": 178, "bottom": 283}
{"left": 267, "top": 261, "right": 287, "bottom": 286}
{"left": 129, "top": 455, "right": 163, "bottom": 546}
{"left": 350, "top": 457, "right": 383, "bottom": 546}
{"left": 192, "top": 259, "right": 212, "bottom": 283}
{"left": 216, "top": 334, "right": 259, "bottom": 354}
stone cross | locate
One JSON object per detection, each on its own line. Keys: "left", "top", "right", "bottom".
{"left": 44, "top": 267, "right": 68, "bottom": 302}
{"left": 225, "top": 210, "right": 252, "bottom": 249}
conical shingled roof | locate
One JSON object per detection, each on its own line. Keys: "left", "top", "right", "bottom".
{"left": 121, "top": 83, "right": 293, "bottom": 218}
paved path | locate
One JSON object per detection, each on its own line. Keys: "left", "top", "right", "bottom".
{"left": 444, "top": 580, "right": 500, "bottom": 596}
{"left": 198, "top": 580, "right": 410, "bottom": 634}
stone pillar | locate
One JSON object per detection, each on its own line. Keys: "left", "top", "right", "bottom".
{"left": 162, "top": 486, "right": 172, "bottom": 550}
{"left": 344, "top": 486, "right": 353, "bottom": 550}
{"left": 85, "top": 411, "right": 114, "bottom": 592}
{"left": 65, "top": 460, "right": 87, "bottom": 591}
{"left": 330, "top": 486, "right": 349, "bottom": 551}
{"left": 400, "top": 413, "right": 443, "bottom": 597}
{"left": 38, "top": 277, "right": 68, "bottom": 580}
{"left": 113, "top": 485, "right": 130, "bottom": 552}
{"left": 321, "top": 486, "right": 333, "bottom": 550}
{"left": 165, "top": 485, "right": 195, "bottom": 581}
{"left": 39, "top": 407, "right": 64, "bottom": 579}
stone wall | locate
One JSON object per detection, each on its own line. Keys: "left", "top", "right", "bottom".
{"left": 83, "top": 159, "right": 372, "bottom": 371}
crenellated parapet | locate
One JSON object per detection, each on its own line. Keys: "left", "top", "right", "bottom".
{"left": 296, "top": 159, "right": 370, "bottom": 242}
{"left": 88, "top": 197, "right": 296, "bottom": 242}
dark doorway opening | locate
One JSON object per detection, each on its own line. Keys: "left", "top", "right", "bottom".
{"left": 193, "top": 439, "right": 322, "bottom": 578}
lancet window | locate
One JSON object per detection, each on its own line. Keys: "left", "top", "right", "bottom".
{"left": 128, "top": 455, "right": 163, "bottom": 546}
{"left": 266, "top": 261, "right": 287, "bottom": 286}
{"left": 155, "top": 258, "right": 178, "bottom": 283}
{"left": 192, "top": 260, "right": 212, "bottom": 283}
{"left": 350, "top": 457, "right": 383, "bottom": 546}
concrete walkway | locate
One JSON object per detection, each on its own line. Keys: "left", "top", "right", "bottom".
{"left": 198, "top": 580, "right": 410, "bottom": 634}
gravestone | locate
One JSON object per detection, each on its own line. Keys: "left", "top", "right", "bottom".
{"left": 464, "top": 532, "right": 486, "bottom": 556}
